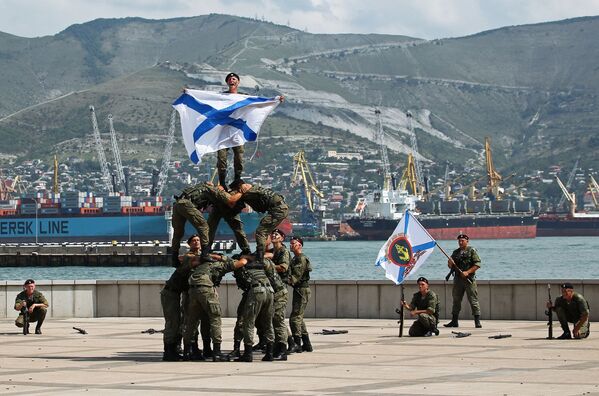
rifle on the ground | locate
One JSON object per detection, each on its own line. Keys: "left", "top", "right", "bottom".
{"left": 452, "top": 331, "right": 471, "bottom": 338}
{"left": 141, "top": 328, "right": 164, "bottom": 335}
{"left": 546, "top": 283, "right": 553, "bottom": 339}
{"left": 73, "top": 327, "right": 88, "bottom": 335}
{"left": 21, "top": 302, "right": 30, "bottom": 335}
{"left": 488, "top": 334, "right": 512, "bottom": 339}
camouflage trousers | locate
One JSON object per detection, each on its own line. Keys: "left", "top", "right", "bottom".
{"left": 207, "top": 210, "right": 250, "bottom": 253}
{"left": 290, "top": 286, "right": 311, "bottom": 337}
{"left": 184, "top": 286, "right": 223, "bottom": 345}
{"left": 171, "top": 198, "right": 209, "bottom": 256}
{"left": 555, "top": 307, "right": 590, "bottom": 338}
{"left": 408, "top": 313, "right": 437, "bottom": 337}
{"left": 241, "top": 285, "right": 274, "bottom": 346}
{"left": 255, "top": 203, "right": 289, "bottom": 254}
{"left": 217, "top": 145, "right": 244, "bottom": 186}
{"left": 233, "top": 292, "right": 248, "bottom": 342}
{"left": 451, "top": 278, "right": 481, "bottom": 316}
{"left": 272, "top": 289, "right": 289, "bottom": 345}
{"left": 15, "top": 307, "right": 46, "bottom": 327}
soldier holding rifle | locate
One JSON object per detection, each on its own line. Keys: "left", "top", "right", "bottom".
{"left": 444, "top": 234, "right": 482, "bottom": 328}
{"left": 15, "top": 279, "right": 48, "bottom": 335}
{"left": 546, "top": 282, "right": 590, "bottom": 339}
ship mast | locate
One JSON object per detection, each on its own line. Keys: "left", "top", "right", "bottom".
{"left": 374, "top": 109, "right": 391, "bottom": 190}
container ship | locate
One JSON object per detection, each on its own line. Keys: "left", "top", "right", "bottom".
{"left": 0, "top": 191, "right": 268, "bottom": 243}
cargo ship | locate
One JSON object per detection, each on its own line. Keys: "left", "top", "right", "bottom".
{"left": 348, "top": 198, "right": 538, "bottom": 240}
{"left": 0, "top": 191, "right": 271, "bottom": 243}
{"left": 536, "top": 212, "right": 599, "bottom": 237}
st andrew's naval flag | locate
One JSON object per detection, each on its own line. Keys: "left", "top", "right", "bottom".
{"left": 375, "top": 210, "right": 437, "bottom": 285}
{"left": 172, "top": 90, "right": 281, "bottom": 164}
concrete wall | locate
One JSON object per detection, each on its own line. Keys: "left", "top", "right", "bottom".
{"left": 1, "top": 280, "right": 598, "bottom": 321}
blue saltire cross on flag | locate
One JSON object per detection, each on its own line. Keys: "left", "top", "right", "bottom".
{"left": 172, "top": 89, "right": 281, "bottom": 164}
{"left": 375, "top": 210, "right": 437, "bottom": 285}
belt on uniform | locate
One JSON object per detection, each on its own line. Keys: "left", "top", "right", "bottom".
{"left": 189, "top": 284, "right": 213, "bottom": 288}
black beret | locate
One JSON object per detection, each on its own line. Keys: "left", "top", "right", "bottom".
{"left": 457, "top": 234, "right": 469, "bottom": 240}
{"left": 24, "top": 279, "right": 35, "bottom": 285}
{"left": 225, "top": 72, "right": 240, "bottom": 83}
{"left": 290, "top": 236, "right": 304, "bottom": 246}
{"left": 228, "top": 178, "right": 245, "bottom": 191}
{"left": 417, "top": 276, "right": 429, "bottom": 284}
{"left": 271, "top": 228, "right": 286, "bottom": 240}
{"left": 560, "top": 282, "right": 574, "bottom": 289}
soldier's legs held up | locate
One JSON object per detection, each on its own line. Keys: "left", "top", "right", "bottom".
{"left": 170, "top": 204, "right": 187, "bottom": 265}
{"left": 232, "top": 145, "right": 244, "bottom": 180}
{"left": 255, "top": 204, "right": 289, "bottom": 260}
{"left": 224, "top": 214, "right": 251, "bottom": 253}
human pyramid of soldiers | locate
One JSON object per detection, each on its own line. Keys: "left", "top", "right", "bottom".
{"left": 161, "top": 72, "right": 311, "bottom": 362}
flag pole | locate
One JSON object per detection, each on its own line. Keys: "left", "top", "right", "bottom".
{"left": 435, "top": 242, "right": 472, "bottom": 285}
{"left": 399, "top": 284, "right": 405, "bottom": 337}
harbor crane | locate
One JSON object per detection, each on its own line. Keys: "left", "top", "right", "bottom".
{"left": 0, "top": 174, "right": 26, "bottom": 200}
{"left": 398, "top": 153, "right": 418, "bottom": 195}
{"left": 292, "top": 149, "right": 324, "bottom": 212}
{"left": 485, "top": 137, "right": 503, "bottom": 200}
{"left": 89, "top": 106, "right": 114, "bottom": 194}
{"left": 151, "top": 110, "right": 177, "bottom": 197}
{"left": 557, "top": 159, "right": 579, "bottom": 210}
{"left": 53, "top": 155, "right": 59, "bottom": 194}
{"left": 108, "top": 114, "right": 126, "bottom": 193}
{"left": 373, "top": 109, "right": 392, "bottom": 191}
{"left": 588, "top": 175, "right": 599, "bottom": 209}
{"left": 406, "top": 111, "right": 425, "bottom": 196}
{"left": 555, "top": 175, "right": 576, "bottom": 216}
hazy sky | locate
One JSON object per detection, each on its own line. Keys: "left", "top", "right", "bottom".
{"left": 1, "top": 0, "right": 599, "bottom": 39}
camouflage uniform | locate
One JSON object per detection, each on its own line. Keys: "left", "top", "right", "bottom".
{"left": 217, "top": 145, "right": 245, "bottom": 187}
{"left": 240, "top": 186, "right": 288, "bottom": 257}
{"left": 171, "top": 183, "right": 229, "bottom": 257}
{"left": 160, "top": 253, "right": 195, "bottom": 346}
{"left": 183, "top": 256, "right": 236, "bottom": 349}
{"left": 450, "top": 246, "right": 481, "bottom": 317}
{"left": 554, "top": 292, "right": 590, "bottom": 338}
{"left": 14, "top": 290, "right": 48, "bottom": 328}
{"left": 207, "top": 199, "right": 251, "bottom": 254}
{"left": 408, "top": 290, "right": 439, "bottom": 337}
{"left": 289, "top": 253, "right": 312, "bottom": 338}
{"left": 269, "top": 246, "right": 291, "bottom": 347}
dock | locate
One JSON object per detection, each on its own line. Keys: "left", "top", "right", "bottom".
{"left": 0, "top": 317, "right": 597, "bottom": 395}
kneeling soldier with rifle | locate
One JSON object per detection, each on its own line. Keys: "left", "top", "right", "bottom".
{"left": 401, "top": 277, "right": 440, "bottom": 337}
{"left": 15, "top": 279, "right": 49, "bottom": 335}
{"left": 546, "top": 282, "right": 590, "bottom": 339}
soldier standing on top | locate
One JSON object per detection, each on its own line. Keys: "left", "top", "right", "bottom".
{"left": 288, "top": 236, "right": 313, "bottom": 353}
{"left": 444, "top": 234, "right": 482, "bottom": 329}
{"left": 226, "top": 180, "right": 289, "bottom": 265}
{"left": 170, "top": 182, "right": 230, "bottom": 266}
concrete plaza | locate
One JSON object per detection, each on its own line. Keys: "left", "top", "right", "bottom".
{"left": 0, "top": 317, "right": 597, "bottom": 395}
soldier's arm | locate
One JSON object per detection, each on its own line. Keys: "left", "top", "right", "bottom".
{"left": 288, "top": 256, "right": 306, "bottom": 286}
{"left": 37, "top": 293, "right": 49, "bottom": 308}
{"left": 226, "top": 191, "right": 243, "bottom": 208}
{"left": 14, "top": 296, "right": 25, "bottom": 311}
{"left": 275, "top": 250, "right": 290, "bottom": 273}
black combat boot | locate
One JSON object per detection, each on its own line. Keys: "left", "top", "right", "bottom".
{"left": 238, "top": 344, "right": 253, "bottom": 362}
{"left": 261, "top": 342, "right": 274, "bottom": 361}
{"left": 240, "top": 248, "right": 252, "bottom": 256}
{"left": 182, "top": 343, "right": 192, "bottom": 361}
{"left": 301, "top": 334, "right": 313, "bottom": 352}
{"left": 292, "top": 336, "right": 303, "bottom": 353}
{"left": 189, "top": 341, "right": 205, "bottom": 361}
{"left": 228, "top": 340, "right": 241, "bottom": 360}
{"left": 474, "top": 315, "right": 482, "bottom": 328}
{"left": 287, "top": 335, "right": 296, "bottom": 354}
{"left": 202, "top": 339, "right": 213, "bottom": 359}
{"left": 273, "top": 342, "right": 288, "bottom": 361}
{"left": 212, "top": 343, "right": 230, "bottom": 362}
{"left": 252, "top": 335, "right": 266, "bottom": 352}
{"left": 444, "top": 315, "right": 459, "bottom": 328}
{"left": 200, "top": 246, "right": 216, "bottom": 263}
{"left": 162, "top": 343, "right": 181, "bottom": 361}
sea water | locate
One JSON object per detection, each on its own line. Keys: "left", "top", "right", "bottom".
{"left": 1, "top": 237, "right": 598, "bottom": 281}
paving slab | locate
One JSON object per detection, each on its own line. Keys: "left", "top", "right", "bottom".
{"left": 0, "top": 318, "right": 598, "bottom": 395}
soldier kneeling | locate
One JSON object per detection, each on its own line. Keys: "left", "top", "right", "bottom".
{"left": 15, "top": 279, "right": 49, "bottom": 335}
{"left": 401, "top": 277, "right": 439, "bottom": 337}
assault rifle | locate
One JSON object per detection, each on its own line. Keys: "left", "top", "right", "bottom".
{"left": 546, "top": 283, "right": 553, "bottom": 339}
{"left": 395, "top": 284, "right": 405, "bottom": 337}
{"left": 435, "top": 243, "right": 473, "bottom": 285}
{"left": 21, "top": 302, "right": 30, "bottom": 335}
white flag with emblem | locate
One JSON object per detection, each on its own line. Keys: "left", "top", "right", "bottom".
{"left": 375, "top": 210, "right": 437, "bottom": 285}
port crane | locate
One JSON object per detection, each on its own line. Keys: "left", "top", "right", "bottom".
{"left": 151, "top": 110, "right": 177, "bottom": 196}
{"left": 398, "top": 153, "right": 418, "bottom": 195}
{"left": 588, "top": 175, "right": 599, "bottom": 209}
{"left": 53, "top": 155, "right": 59, "bottom": 194}
{"left": 0, "top": 174, "right": 26, "bottom": 200}
{"left": 406, "top": 111, "right": 425, "bottom": 197}
{"left": 557, "top": 159, "right": 579, "bottom": 210}
{"left": 485, "top": 137, "right": 503, "bottom": 200}
{"left": 555, "top": 175, "right": 576, "bottom": 216}
{"left": 108, "top": 114, "right": 126, "bottom": 193}
{"left": 292, "top": 150, "right": 324, "bottom": 213}
{"left": 89, "top": 106, "right": 114, "bottom": 194}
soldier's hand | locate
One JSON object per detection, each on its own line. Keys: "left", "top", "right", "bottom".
{"left": 447, "top": 259, "right": 453, "bottom": 268}
{"left": 28, "top": 306, "right": 35, "bottom": 314}
{"left": 546, "top": 301, "right": 552, "bottom": 309}
{"left": 410, "top": 310, "right": 418, "bottom": 317}
{"left": 573, "top": 328, "right": 580, "bottom": 338}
